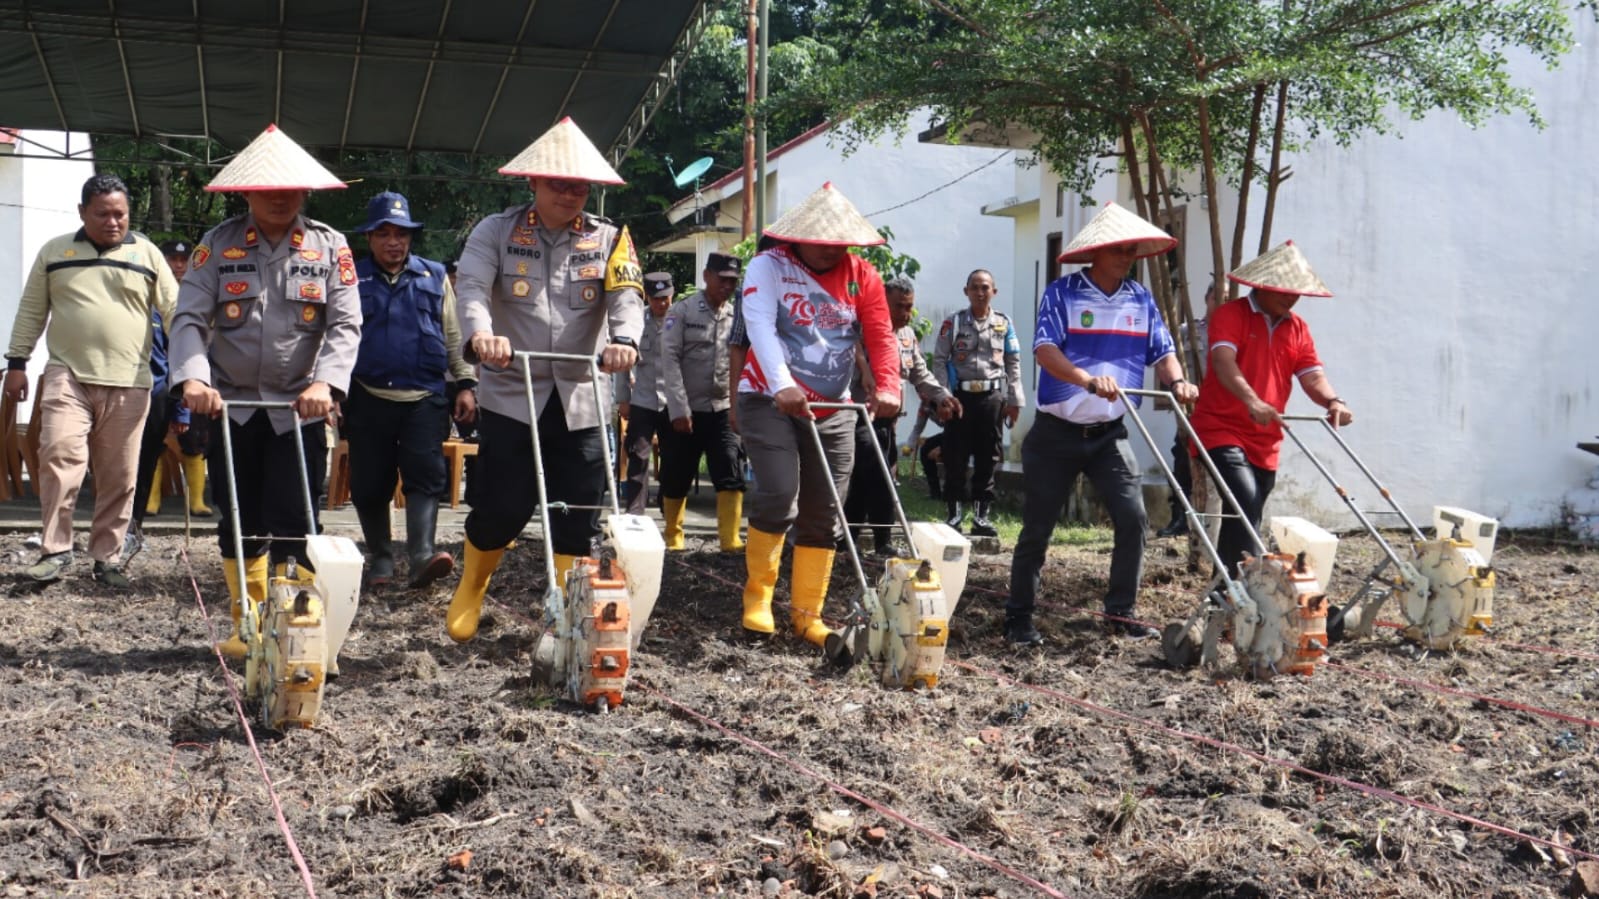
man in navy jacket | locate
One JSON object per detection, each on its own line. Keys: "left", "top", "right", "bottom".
{"left": 346, "top": 192, "right": 477, "bottom": 588}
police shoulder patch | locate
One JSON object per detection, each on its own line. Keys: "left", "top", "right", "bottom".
{"left": 603, "top": 226, "right": 643, "bottom": 294}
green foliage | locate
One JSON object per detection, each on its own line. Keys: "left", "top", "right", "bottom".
{"left": 852, "top": 226, "right": 921, "bottom": 282}
{"left": 791, "top": 0, "right": 1581, "bottom": 195}
{"left": 611, "top": 2, "right": 845, "bottom": 289}
{"left": 88, "top": 135, "right": 524, "bottom": 263}
{"left": 728, "top": 226, "right": 921, "bottom": 279}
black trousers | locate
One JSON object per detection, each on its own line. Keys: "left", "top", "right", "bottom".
{"left": 209, "top": 410, "right": 326, "bottom": 566}
{"left": 844, "top": 416, "right": 897, "bottom": 547}
{"left": 1205, "top": 444, "right": 1276, "bottom": 579}
{"left": 920, "top": 432, "right": 943, "bottom": 499}
{"left": 465, "top": 400, "right": 605, "bottom": 556}
{"left": 1008, "top": 415, "right": 1148, "bottom": 618}
{"left": 1167, "top": 432, "right": 1192, "bottom": 519}
{"left": 944, "top": 389, "right": 1005, "bottom": 503}
{"left": 130, "top": 391, "right": 171, "bottom": 526}
{"left": 343, "top": 381, "right": 450, "bottom": 506}
{"left": 658, "top": 408, "right": 744, "bottom": 498}
{"left": 621, "top": 406, "right": 666, "bottom": 515}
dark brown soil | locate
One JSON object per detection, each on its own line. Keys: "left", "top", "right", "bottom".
{"left": 1, "top": 527, "right": 1594, "bottom": 898}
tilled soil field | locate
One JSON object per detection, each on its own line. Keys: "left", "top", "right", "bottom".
{"left": 1, "top": 525, "right": 1596, "bottom": 898}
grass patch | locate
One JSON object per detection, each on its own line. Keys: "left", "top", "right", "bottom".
{"left": 890, "top": 461, "right": 1113, "bottom": 549}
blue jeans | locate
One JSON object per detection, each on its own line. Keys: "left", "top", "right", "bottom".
{"left": 1008, "top": 414, "right": 1148, "bottom": 619}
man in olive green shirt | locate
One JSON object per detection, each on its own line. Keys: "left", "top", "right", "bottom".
{"left": 3, "top": 174, "right": 179, "bottom": 585}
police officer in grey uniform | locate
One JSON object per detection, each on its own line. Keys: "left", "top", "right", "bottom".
{"left": 170, "top": 124, "right": 361, "bottom": 659}
{"left": 845, "top": 276, "right": 959, "bottom": 553}
{"left": 617, "top": 273, "right": 674, "bottom": 516}
{"left": 446, "top": 117, "right": 644, "bottom": 645}
{"left": 933, "top": 269, "right": 1024, "bottom": 537}
{"left": 659, "top": 252, "right": 744, "bottom": 553}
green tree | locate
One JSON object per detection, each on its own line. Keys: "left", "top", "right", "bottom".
{"left": 611, "top": 2, "right": 840, "bottom": 290}
{"left": 792, "top": 0, "right": 1584, "bottom": 375}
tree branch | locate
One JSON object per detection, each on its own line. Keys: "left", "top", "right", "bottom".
{"left": 916, "top": 0, "right": 997, "bottom": 39}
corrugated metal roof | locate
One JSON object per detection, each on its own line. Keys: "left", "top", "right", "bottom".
{"left": 0, "top": 0, "right": 710, "bottom": 162}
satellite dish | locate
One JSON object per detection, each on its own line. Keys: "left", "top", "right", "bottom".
{"left": 671, "top": 156, "right": 715, "bottom": 189}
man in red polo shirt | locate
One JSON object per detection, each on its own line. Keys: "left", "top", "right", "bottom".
{"left": 1188, "top": 241, "right": 1353, "bottom": 578}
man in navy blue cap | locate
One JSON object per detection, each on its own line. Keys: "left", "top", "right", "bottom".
{"left": 346, "top": 191, "right": 477, "bottom": 588}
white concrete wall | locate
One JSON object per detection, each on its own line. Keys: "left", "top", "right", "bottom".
{"left": 994, "top": 21, "right": 1599, "bottom": 531}
{"left": 774, "top": 110, "right": 1016, "bottom": 336}
{"left": 0, "top": 132, "right": 96, "bottom": 424}
{"left": 1198, "top": 18, "right": 1599, "bottom": 530}
{"left": 689, "top": 112, "right": 1019, "bottom": 449}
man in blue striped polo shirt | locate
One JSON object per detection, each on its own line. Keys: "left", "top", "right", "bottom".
{"left": 1006, "top": 202, "right": 1198, "bottom": 645}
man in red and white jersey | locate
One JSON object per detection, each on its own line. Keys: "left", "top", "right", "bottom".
{"left": 736, "top": 183, "right": 900, "bottom": 664}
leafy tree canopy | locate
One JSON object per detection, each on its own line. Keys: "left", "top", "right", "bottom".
{"left": 794, "top": 0, "right": 1580, "bottom": 196}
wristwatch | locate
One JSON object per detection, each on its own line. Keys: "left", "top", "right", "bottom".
{"left": 610, "top": 336, "right": 638, "bottom": 350}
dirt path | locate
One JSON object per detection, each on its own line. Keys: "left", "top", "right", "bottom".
{"left": 1, "top": 531, "right": 1594, "bottom": 898}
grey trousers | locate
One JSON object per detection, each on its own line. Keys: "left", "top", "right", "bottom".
{"left": 737, "top": 393, "right": 854, "bottom": 549}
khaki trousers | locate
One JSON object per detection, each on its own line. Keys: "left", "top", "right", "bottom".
{"left": 37, "top": 364, "right": 150, "bottom": 561}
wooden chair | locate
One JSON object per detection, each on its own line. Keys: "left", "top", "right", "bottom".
{"left": 156, "top": 433, "right": 185, "bottom": 501}
{"left": 0, "top": 391, "right": 23, "bottom": 500}
{"left": 326, "top": 439, "right": 352, "bottom": 509}
{"left": 4, "top": 375, "right": 46, "bottom": 499}
{"left": 325, "top": 437, "right": 408, "bottom": 510}
{"left": 441, "top": 438, "right": 478, "bottom": 509}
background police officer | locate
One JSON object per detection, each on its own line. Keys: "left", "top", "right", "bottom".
{"left": 446, "top": 118, "right": 644, "bottom": 644}
{"left": 933, "top": 269, "right": 1023, "bottom": 537}
{"left": 346, "top": 191, "right": 477, "bottom": 589}
{"left": 845, "top": 276, "right": 958, "bottom": 553}
{"left": 617, "top": 273, "right": 673, "bottom": 516}
{"left": 660, "top": 252, "right": 744, "bottom": 552}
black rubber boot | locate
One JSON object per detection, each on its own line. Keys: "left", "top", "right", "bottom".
{"left": 1005, "top": 616, "right": 1044, "bottom": 646}
{"left": 971, "top": 502, "right": 998, "bottom": 537}
{"left": 945, "top": 500, "right": 964, "bottom": 531}
{"left": 355, "top": 504, "right": 395, "bottom": 587}
{"left": 405, "top": 494, "right": 455, "bottom": 588}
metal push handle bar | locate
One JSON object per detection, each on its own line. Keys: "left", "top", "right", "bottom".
{"left": 1280, "top": 414, "right": 1425, "bottom": 540}
{"left": 800, "top": 406, "right": 876, "bottom": 619}
{"left": 1120, "top": 388, "right": 1269, "bottom": 561}
{"left": 809, "top": 402, "right": 919, "bottom": 551}
{"left": 216, "top": 399, "right": 318, "bottom": 646}
{"left": 516, "top": 351, "right": 623, "bottom": 590}
{"left": 1115, "top": 390, "right": 1244, "bottom": 586}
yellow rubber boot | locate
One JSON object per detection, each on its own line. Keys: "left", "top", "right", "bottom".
{"left": 790, "top": 545, "right": 836, "bottom": 647}
{"left": 146, "top": 458, "right": 164, "bottom": 516}
{"left": 217, "top": 555, "right": 268, "bottom": 659}
{"left": 447, "top": 540, "right": 507, "bottom": 643}
{"left": 182, "top": 454, "right": 212, "bottom": 515}
{"left": 553, "top": 553, "right": 577, "bottom": 591}
{"left": 272, "top": 561, "right": 321, "bottom": 587}
{"left": 716, "top": 491, "right": 746, "bottom": 552}
{"left": 741, "top": 527, "right": 784, "bottom": 635}
{"left": 662, "top": 496, "right": 687, "bottom": 551}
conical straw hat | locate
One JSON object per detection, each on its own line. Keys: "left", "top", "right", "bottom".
{"left": 1058, "top": 201, "right": 1176, "bottom": 263}
{"left": 1227, "top": 240, "right": 1332, "bottom": 297}
{"left": 205, "top": 124, "right": 345, "bottom": 192}
{"left": 763, "top": 182, "right": 884, "bottom": 246}
{"left": 498, "top": 117, "right": 625, "bottom": 184}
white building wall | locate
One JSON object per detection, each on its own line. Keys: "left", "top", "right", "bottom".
{"left": 1200, "top": 18, "right": 1599, "bottom": 529}
{"left": 0, "top": 132, "right": 96, "bottom": 424}
{"left": 992, "top": 20, "right": 1599, "bottom": 530}
{"left": 682, "top": 112, "right": 1019, "bottom": 448}
{"left": 773, "top": 111, "right": 1015, "bottom": 339}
